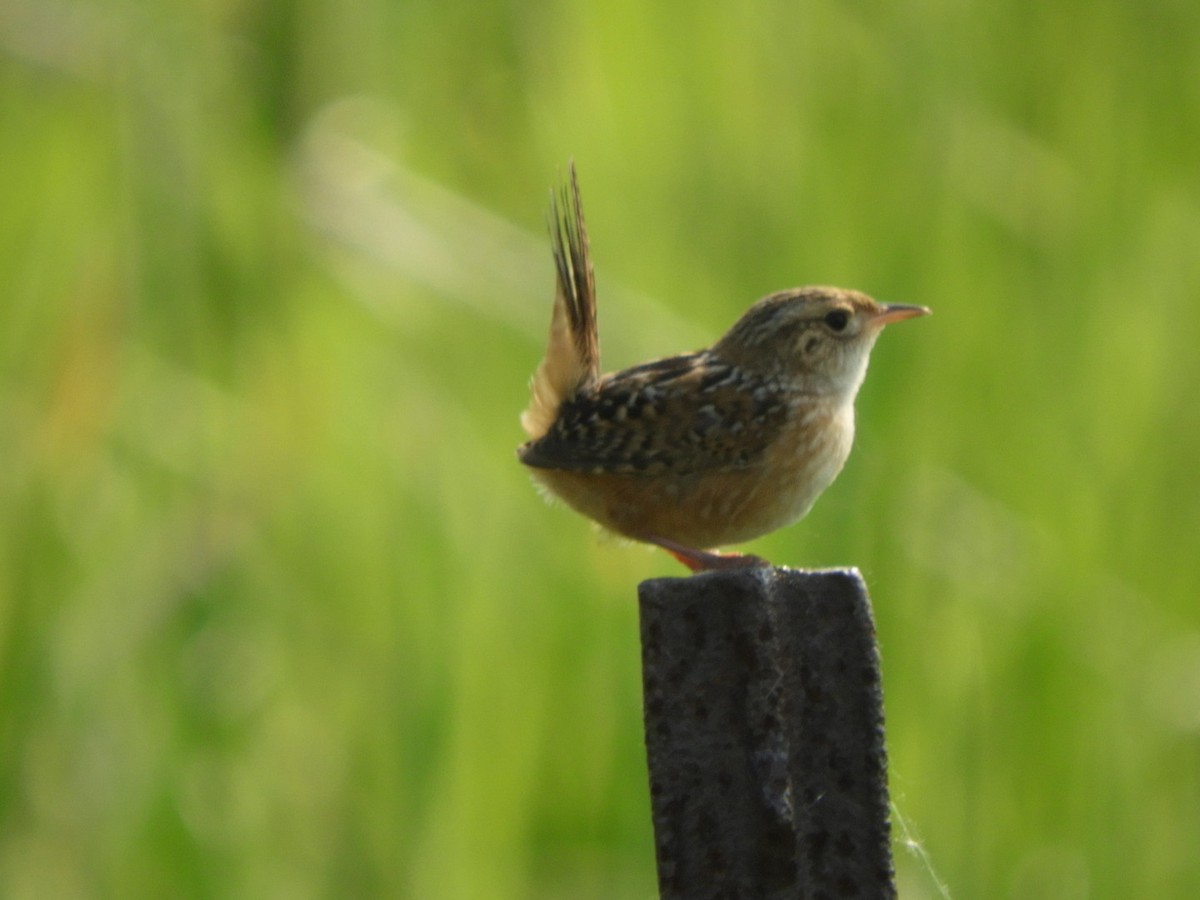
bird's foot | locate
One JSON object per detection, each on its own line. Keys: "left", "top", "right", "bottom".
{"left": 647, "top": 535, "right": 771, "bottom": 572}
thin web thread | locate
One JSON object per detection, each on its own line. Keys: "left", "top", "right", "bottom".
{"left": 892, "top": 800, "right": 953, "bottom": 900}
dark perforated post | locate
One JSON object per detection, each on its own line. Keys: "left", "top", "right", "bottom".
{"left": 638, "top": 567, "right": 894, "bottom": 899}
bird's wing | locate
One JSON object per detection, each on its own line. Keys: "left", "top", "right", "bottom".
{"left": 518, "top": 353, "right": 790, "bottom": 475}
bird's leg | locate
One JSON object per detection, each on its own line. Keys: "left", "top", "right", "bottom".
{"left": 646, "top": 535, "right": 771, "bottom": 572}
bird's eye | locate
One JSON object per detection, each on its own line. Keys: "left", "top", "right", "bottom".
{"left": 824, "top": 310, "right": 850, "bottom": 332}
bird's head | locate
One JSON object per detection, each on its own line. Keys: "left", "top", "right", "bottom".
{"left": 713, "top": 286, "right": 929, "bottom": 398}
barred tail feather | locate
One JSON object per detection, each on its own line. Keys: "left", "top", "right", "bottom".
{"left": 520, "top": 161, "right": 599, "bottom": 439}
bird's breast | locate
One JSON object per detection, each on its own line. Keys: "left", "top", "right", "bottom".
{"left": 726, "top": 398, "right": 854, "bottom": 540}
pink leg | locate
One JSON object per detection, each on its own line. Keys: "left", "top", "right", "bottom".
{"left": 646, "top": 535, "right": 771, "bottom": 572}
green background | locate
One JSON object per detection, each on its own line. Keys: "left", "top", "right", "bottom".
{"left": 3, "top": 0, "right": 1199, "bottom": 896}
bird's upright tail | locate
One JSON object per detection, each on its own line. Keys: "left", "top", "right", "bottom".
{"left": 520, "top": 161, "right": 599, "bottom": 440}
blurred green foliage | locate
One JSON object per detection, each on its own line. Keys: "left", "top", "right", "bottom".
{"left": 2, "top": 0, "right": 1199, "bottom": 896}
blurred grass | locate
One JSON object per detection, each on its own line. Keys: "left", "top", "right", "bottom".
{"left": 2, "top": 0, "right": 1200, "bottom": 896}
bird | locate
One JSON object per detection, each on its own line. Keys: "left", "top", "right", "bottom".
{"left": 517, "top": 163, "right": 929, "bottom": 571}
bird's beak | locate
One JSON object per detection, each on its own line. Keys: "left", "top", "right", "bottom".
{"left": 873, "top": 303, "right": 931, "bottom": 326}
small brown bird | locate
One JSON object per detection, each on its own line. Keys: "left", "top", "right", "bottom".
{"left": 518, "top": 164, "right": 929, "bottom": 570}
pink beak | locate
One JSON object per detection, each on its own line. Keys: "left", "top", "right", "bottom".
{"left": 873, "top": 303, "right": 931, "bottom": 326}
